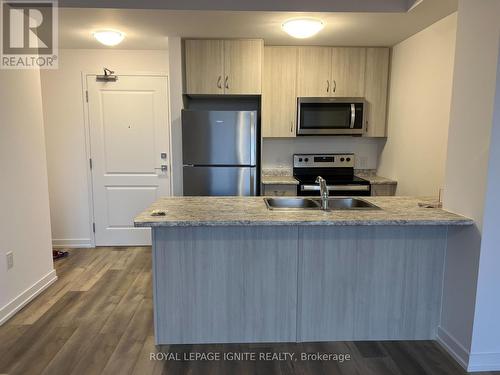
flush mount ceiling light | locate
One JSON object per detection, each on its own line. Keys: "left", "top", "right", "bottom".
{"left": 282, "top": 18, "right": 325, "bottom": 39}
{"left": 93, "top": 30, "right": 125, "bottom": 46}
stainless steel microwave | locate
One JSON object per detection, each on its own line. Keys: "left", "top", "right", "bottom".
{"left": 297, "top": 97, "right": 366, "bottom": 136}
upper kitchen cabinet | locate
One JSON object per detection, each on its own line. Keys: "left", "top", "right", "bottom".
{"left": 185, "top": 40, "right": 225, "bottom": 95}
{"left": 297, "top": 47, "right": 332, "bottom": 97}
{"left": 262, "top": 46, "right": 298, "bottom": 137}
{"left": 184, "top": 39, "right": 263, "bottom": 95}
{"left": 264, "top": 45, "right": 390, "bottom": 138}
{"left": 297, "top": 47, "right": 367, "bottom": 98}
{"left": 364, "top": 47, "right": 390, "bottom": 137}
{"left": 331, "top": 48, "right": 366, "bottom": 97}
{"left": 224, "top": 40, "right": 263, "bottom": 95}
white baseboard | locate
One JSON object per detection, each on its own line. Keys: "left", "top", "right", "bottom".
{"left": 436, "top": 326, "right": 470, "bottom": 370}
{"left": 0, "top": 269, "right": 58, "bottom": 325}
{"left": 468, "top": 352, "right": 500, "bottom": 372}
{"left": 52, "top": 238, "right": 93, "bottom": 248}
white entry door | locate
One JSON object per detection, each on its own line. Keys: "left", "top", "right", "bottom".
{"left": 86, "top": 75, "right": 171, "bottom": 246}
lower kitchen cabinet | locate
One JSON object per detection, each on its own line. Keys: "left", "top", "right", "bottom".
{"left": 262, "top": 184, "right": 297, "bottom": 196}
{"left": 371, "top": 184, "right": 397, "bottom": 196}
{"left": 298, "top": 226, "right": 446, "bottom": 341}
{"left": 153, "top": 226, "right": 298, "bottom": 344}
{"left": 151, "top": 224, "right": 449, "bottom": 344}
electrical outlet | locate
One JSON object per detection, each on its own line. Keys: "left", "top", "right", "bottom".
{"left": 6, "top": 251, "right": 14, "bottom": 270}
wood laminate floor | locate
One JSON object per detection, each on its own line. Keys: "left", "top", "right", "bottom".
{"left": 0, "top": 247, "right": 497, "bottom": 375}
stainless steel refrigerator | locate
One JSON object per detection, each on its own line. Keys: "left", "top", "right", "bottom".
{"left": 182, "top": 110, "right": 258, "bottom": 196}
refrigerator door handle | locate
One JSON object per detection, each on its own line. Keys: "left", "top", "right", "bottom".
{"left": 249, "top": 167, "right": 256, "bottom": 196}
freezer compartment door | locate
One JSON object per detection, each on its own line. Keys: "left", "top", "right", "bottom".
{"left": 182, "top": 110, "right": 256, "bottom": 165}
{"left": 183, "top": 166, "right": 257, "bottom": 196}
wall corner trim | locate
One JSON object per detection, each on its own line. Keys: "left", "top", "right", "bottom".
{"left": 0, "top": 269, "right": 58, "bottom": 325}
{"left": 437, "top": 326, "right": 470, "bottom": 370}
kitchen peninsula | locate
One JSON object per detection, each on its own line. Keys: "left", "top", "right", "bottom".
{"left": 135, "top": 197, "right": 472, "bottom": 345}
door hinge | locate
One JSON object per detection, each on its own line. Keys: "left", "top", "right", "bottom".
{"left": 85, "top": 90, "right": 88, "bottom": 102}
{"left": 92, "top": 222, "right": 96, "bottom": 233}
{"left": 89, "top": 158, "right": 93, "bottom": 170}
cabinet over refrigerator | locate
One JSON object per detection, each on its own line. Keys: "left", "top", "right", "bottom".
{"left": 182, "top": 110, "right": 258, "bottom": 196}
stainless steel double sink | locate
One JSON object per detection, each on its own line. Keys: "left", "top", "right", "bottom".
{"left": 264, "top": 197, "right": 380, "bottom": 211}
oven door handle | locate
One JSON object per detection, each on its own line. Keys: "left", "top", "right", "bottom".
{"left": 301, "top": 185, "right": 370, "bottom": 192}
{"left": 350, "top": 103, "right": 356, "bottom": 129}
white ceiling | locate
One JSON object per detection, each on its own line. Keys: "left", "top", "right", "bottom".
{"left": 58, "top": 0, "right": 457, "bottom": 50}
{"left": 59, "top": 0, "right": 423, "bottom": 13}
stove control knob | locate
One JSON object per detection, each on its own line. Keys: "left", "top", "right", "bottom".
{"left": 298, "top": 158, "right": 303, "bottom": 162}
{"left": 304, "top": 158, "right": 309, "bottom": 162}
{"left": 346, "top": 157, "right": 351, "bottom": 162}
{"left": 340, "top": 157, "right": 345, "bottom": 162}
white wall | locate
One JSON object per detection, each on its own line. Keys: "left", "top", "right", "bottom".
{"left": 468, "top": 41, "right": 500, "bottom": 371}
{"left": 262, "top": 137, "right": 383, "bottom": 170}
{"left": 439, "top": 0, "right": 500, "bottom": 371}
{"left": 377, "top": 13, "right": 457, "bottom": 196}
{"left": 442, "top": 6, "right": 500, "bottom": 230}
{"left": 40, "top": 49, "right": 169, "bottom": 248}
{"left": 0, "top": 69, "right": 56, "bottom": 324}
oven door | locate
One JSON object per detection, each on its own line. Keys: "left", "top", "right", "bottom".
{"left": 297, "top": 98, "right": 365, "bottom": 135}
{"left": 299, "top": 184, "right": 371, "bottom": 196}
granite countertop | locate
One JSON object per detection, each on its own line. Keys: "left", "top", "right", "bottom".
{"left": 261, "top": 175, "right": 299, "bottom": 185}
{"left": 134, "top": 196, "right": 473, "bottom": 227}
{"left": 355, "top": 171, "right": 398, "bottom": 185}
{"left": 261, "top": 168, "right": 396, "bottom": 186}
{"left": 261, "top": 168, "right": 298, "bottom": 185}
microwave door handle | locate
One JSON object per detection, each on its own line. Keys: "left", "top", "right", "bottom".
{"left": 350, "top": 104, "right": 356, "bottom": 129}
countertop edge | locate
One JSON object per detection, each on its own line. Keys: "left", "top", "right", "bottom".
{"left": 260, "top": 175, "right": 397, "bottom": 186}
{"left": 354, "top": 174, "right": 398, "bottom": 185}
{"left": 363, "top": 180, "right": 398, "bottom": 186}
{"left": 261, "top": 176, "right": 299, "bottom": 185}
{"left": 134, "top": 196, "right": 473, "bottom": 228}
{"left": 135, "top": 219, "right": 474, "bottom": 228}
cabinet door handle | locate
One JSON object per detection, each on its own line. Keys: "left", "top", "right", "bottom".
{"left": 225, "top": 76, "right": 229, "bottom": 89}
{"left": 333, "top": 80, "right": 337, "bottom": 93}
{"left": 326, "top": 80, "right": 330, "bottom": 93}
{"left": 290, "top": 121, "right": 294, "bottom": 134}
{"left": 217, "top": 75, "right": 222, "bottom": 89}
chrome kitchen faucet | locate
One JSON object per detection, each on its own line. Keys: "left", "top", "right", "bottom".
{"left": 315, "top": 176, "right": 329, "bottom": 210}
